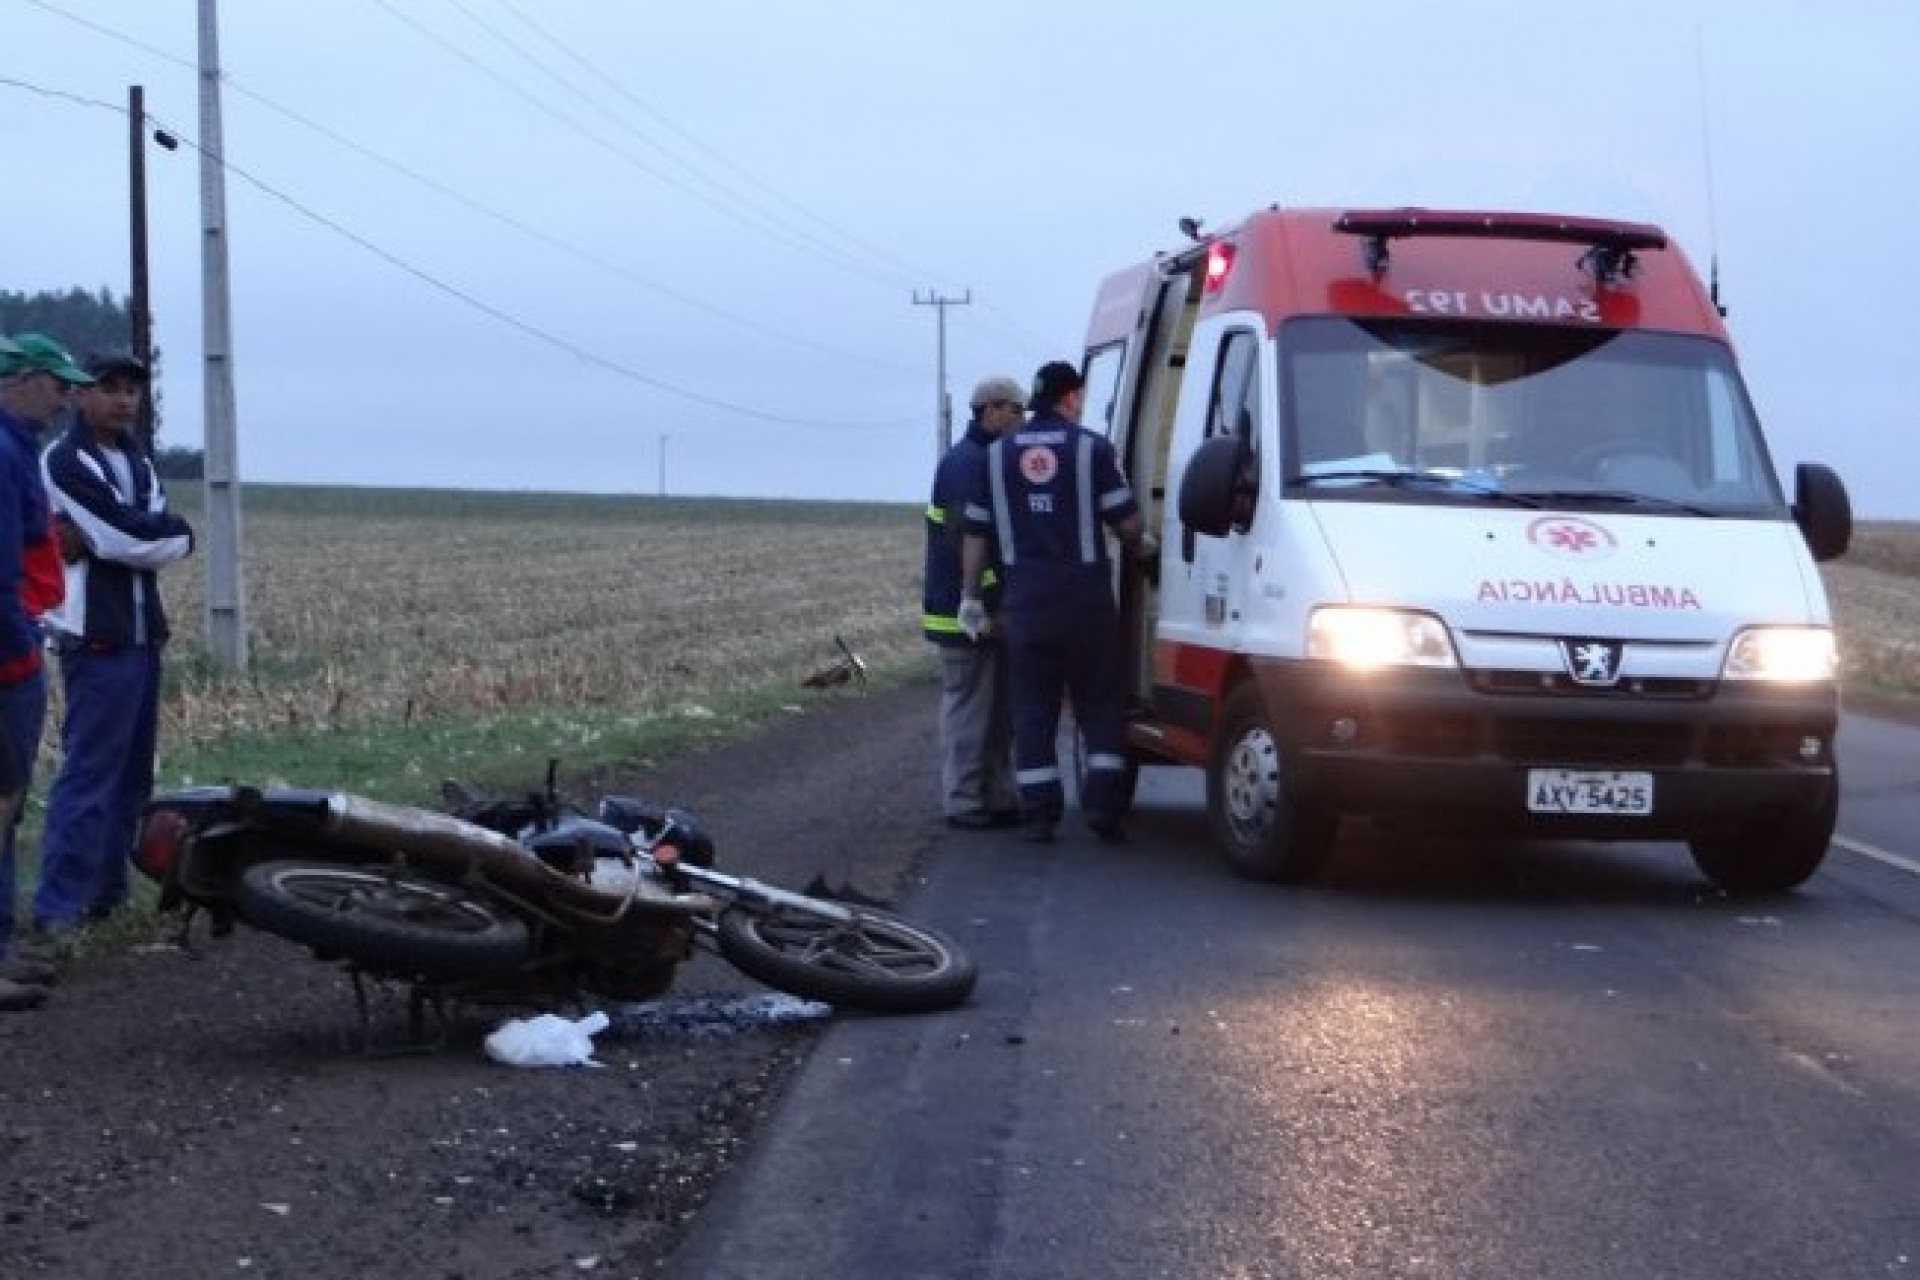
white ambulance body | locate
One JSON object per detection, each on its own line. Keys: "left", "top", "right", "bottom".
{"left": 1083, "top": 207, "right": 1852, "bottom": 891}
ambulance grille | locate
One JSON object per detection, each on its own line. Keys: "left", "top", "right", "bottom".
{"left": 1469, "top": 671, "right": 1714, "bottom": 699}
{"left": 1492, "top": 718, "right": 1692, "bottom": 767}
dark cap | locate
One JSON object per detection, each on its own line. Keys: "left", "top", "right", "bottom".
{"left": 1028, "top": 360, "right": 1084, "bottom": 412}
{"left": 84, "top": 350, "right": 150, "bottom": 382}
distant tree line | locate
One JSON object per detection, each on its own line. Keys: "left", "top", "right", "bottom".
{"left": 0, "top": 286, "right": 203, "bottom": 470}
{"left": 0, "top": 286, "right": 130, "bottom": 356}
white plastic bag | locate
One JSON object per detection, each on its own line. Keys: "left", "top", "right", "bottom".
{"left": 484, "top": 1011, "right": 610, "bottom": 1067}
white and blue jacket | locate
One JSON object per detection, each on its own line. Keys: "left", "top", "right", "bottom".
{"left": 41, "top": 423, "right": 194, "bottom": 648}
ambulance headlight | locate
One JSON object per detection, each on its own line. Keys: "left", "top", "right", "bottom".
{"left": 1722, "top": 626, "right": 1837, "bottom": 682}
{"left": 1308, "top": 607, "right": 1458, "bottom": 670}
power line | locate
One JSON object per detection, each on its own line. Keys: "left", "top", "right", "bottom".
{"left": 0, "top": 73, "right": 916, "bottom": 431}
{"left": 16, "top": 0, "right": 921, "bottom": 376}
{"left": 369, "top": 0, "right": 907, "bottom": 291}
{"left": 486, "top": 0, "right": 947, "bottom": 289}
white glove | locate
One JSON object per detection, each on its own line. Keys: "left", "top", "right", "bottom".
{"left": 957, "top": 596, "right": 989, "bottom": 641}
{"left": 1137, "top": 533, "right": 1161, "bottom": 559}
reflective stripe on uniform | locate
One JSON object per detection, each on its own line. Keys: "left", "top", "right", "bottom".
{"left": 924, "top": 613, "right": 965, "bottom": 635}
{"left": 988, "top": 438, "right": 1017, "bottom": 566}
{"left": 1016, "top": 764, "right": 1062, "bottom": 785}
{"left": 1075, "top": 433, "right": 1097, "bottom": 564}
{"left": 926, "top": 502, "right": 948, "bottom": 525}
{"left": 1085, "top": 752, "right": 1128, "bottom": 772}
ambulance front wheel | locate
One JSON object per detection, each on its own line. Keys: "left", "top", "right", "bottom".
{"left": 1208, "top": 685, "right": 1338, "bottom": 883}
{"left": 1686, "top": 776, "right": 1838, "bottom": 895}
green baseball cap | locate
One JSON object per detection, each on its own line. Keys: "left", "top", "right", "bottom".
{"left": 0, "top": 332, "right": 94, "bottom": 384}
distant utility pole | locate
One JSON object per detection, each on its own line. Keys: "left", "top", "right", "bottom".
{"left": 127, "top": 85, "right": 153, "bottom": 453}
{"left": 913, "top": 289, "right": 970, "bottom": 456}
{"left": 198, "top": 0, "right": 248, "bottom": 673}
{"left": 128, "top": 85, "right": 177, "bottom": 457}
{"left": 657, "top": 434, "right": 668, "bottom": 497}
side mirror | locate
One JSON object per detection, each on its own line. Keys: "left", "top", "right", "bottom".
{"left": 1792, "top": 462, "right": 1851, "bottom": 563}
{"left": 1178, "top": 434, "right": 1249, "bottom": 539}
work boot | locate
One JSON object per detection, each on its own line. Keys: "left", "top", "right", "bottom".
{"left": 0, "top": 978, "right": 48, "bottom": 1012}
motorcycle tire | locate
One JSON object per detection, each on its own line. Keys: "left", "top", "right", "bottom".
{"left": 238, "top": 861, "right": 531, "bottom": 980}
{"left": 715, "top": 903, "right": 977, "bottom": 1014}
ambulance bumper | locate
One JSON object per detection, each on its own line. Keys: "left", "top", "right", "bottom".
{"left": 1258, "top": 661, "right": 1840, "bottom": 838}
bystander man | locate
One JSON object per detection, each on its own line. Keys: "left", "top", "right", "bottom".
{"left": 0, "top": 332, "right": 91, "bottom": 1010}
{"left": 34, "top": 351, "right": 193, "bottom": 938}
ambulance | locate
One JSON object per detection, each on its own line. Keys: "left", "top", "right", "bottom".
{"left": 1081, "top": 206, "right": 1852, "bottom": 891}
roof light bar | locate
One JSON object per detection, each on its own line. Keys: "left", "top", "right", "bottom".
{"left": 1334, "top": 208, "right": 1667, "bottom": 280}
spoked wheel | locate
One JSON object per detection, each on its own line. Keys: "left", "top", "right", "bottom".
{"left": 238, "top": 860, "right": 531, "bottom": 979}
{"left": 715, "top": 905, "right": 977, "bottom": 1013}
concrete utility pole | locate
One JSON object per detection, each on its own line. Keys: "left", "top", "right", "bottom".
{"left": 198, "top": 0, "right": 247, "bottom": 672}
{"left": 913, "top": 289, "right": 970, "bottom": 456}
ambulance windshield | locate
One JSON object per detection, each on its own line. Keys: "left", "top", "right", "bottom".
{"left": 1280, "top": 317, "right": 1788, "bottom": 516}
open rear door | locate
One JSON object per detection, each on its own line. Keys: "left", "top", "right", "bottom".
{"left": 1084, "top": 264, "right": 1204, "bottom": 710}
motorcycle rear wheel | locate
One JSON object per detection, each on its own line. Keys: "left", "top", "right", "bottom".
{"left": 715, "top": 904, "right": 976, "bottom": 1013}
{"left": 238, "top": 861, "right": 531, "bottom": 980}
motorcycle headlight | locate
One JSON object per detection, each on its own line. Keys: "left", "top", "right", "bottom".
{"left": 1721, "top": 626, "right": 1837, "bottom": 682}
{"left": 1307, "top": 606, "right": 1458, "bottom": 670}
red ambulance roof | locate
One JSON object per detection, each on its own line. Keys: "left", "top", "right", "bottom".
{"left": 1120, "top": 206, "right": 1726, "bottom": 341}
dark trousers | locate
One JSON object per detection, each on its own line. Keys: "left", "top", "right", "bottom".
{"left": 0, "top": 669, "right": 48, "bottom": 957}
{"left": 1005, "top": 600, "right": 1129, "bottom": 829}
{"left": 34, "top": 643, "right": 161, "bottom": 930}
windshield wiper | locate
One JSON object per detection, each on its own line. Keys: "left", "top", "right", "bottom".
{"left": 1517, "top": 488, "right": 1719, "bottom": 516}
{"left": 1288, "top": 469, "right": 1543, "bottom": 507}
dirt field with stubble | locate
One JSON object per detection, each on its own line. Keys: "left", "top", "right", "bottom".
{"left": 0, "top": 680, "right": 945, "bottom": 1280}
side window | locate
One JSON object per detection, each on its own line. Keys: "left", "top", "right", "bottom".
{"left": 1081, "top": 342, "right": 1127, "bottom": 440}
{"left": 1205, "top": 329, "right": 1261, "bottom": 531}
{"left": 1206, "top": 330, "right": 1260, "bottom": 443}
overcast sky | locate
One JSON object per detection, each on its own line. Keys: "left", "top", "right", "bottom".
{"left": 4, "top": 1, "right": 1916, "bottom": 513}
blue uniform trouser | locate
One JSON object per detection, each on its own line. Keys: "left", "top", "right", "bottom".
{"left": 1004, "top": 598, "right": 1130, "bottom": 830}
{"left": 0, "top": 668, "right": 48, "bottom": 958}
{"left": 33, "top": 643, "right": 162, "bottom": 931}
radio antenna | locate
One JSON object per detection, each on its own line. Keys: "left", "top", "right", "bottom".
{"left": 1695, "top": 24, "right": 1726, "bottom": 316}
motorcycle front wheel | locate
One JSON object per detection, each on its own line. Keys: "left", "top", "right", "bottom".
{"left": 715, "top": 904, "right": 976, "bottom": 1014}
{"left": 238, "top": 861, "right": 531, "bottom": 980}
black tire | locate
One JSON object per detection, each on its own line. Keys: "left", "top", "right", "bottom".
{"left": 715, "top": 904, "right": 977, "bottom": 1014}
{"left": 1207, "top": 683, "right": 1337, "bottom": 883}
{"left": 1688, "top": 778, "right": 1838, "bottom": 895}
{"left": 238, "top": 860, "right": 531, "bottom": 979}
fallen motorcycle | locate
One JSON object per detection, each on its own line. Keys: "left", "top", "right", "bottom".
{"left": 133, "top": 766, "right": 977, "bottom": 1046}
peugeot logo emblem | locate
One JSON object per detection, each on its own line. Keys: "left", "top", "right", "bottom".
{"left": 1561, "top": 638, "right": 1623, "bottom": 686}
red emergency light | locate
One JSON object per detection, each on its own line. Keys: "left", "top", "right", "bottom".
{"left": 1203, "top": 242, "right": 1237, "bottom": 293}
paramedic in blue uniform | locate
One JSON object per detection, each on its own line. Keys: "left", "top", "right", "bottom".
{"left": 922, "top": 375, "right": 1024, "bottom": 829}
{"left": 960, "top": 360, "right": 1148, "bottom": 844}
{"left": 34, "top": 351, "right": 194, "bottom": 936}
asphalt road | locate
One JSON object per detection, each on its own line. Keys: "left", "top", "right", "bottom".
{"left": 668, "top": 712, "right": 1920, "bottom": 1280}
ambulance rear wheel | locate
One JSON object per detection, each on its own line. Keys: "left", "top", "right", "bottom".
{"left": 1208, "top": 685, "right": 1337, "bottom": 883}
{"left": 1687, "top": 778, "right": 1838, "bottom": 895}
